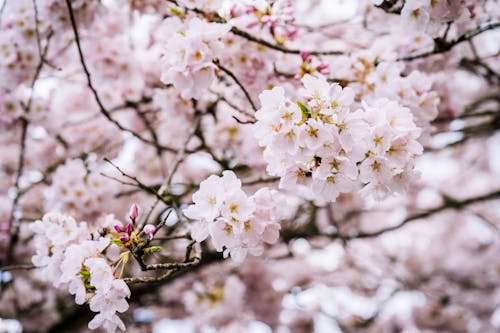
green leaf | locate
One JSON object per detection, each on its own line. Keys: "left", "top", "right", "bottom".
{"left": 144, "top": 246, "right": 162, "bottom": 255}
{"left": 169, "top": 6, "right": 185, "bottom": 18}
{"left": 111, "top": 239, "right": 123, "bottom": 246}
{"left": 297, "top": 101, "right": 311, "bottom": 121}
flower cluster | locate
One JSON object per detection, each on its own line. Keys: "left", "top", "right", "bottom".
{"left": 0, "top": 0, "right": 39, "bottom": 89}
{"left": 0, "top": 89, "right": 23, "bottom": 128}
{"left": 254, "top": 74, "right": 423, "bottom": 202}
{"left": 401, "top": 0, "right": 467, "bottom": 35}
{"left": 365, "top": 62, "right": 439, "bottom": 129}
{"left": 44, "top": 159, "right": 117, "bottom": 219}
{"left": 31, "top": 213, "right": 130, "bottom": 333}
{"left": 160, "top": 17, "right": 230, "bottom": 99}
{"left": 38, "top": 0, "right": 102, "bottom": 31}
{"left": 223, "top": 0, "right": 297, "bottom": 44}
{"left": 183, "top": 275, "right": 246, "bottom": 326}
{"left": 184, "top": 171, "right": 282, "bottom": 263}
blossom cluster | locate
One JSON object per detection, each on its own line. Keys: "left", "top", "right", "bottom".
{"left": 30, "top": 213, "right": 130, "bottom": 333}
{"left": 2, "top": 0, "right": 499, "bottom": 331}
{"left": 222, "top": 0, "right": 297, "bottom": 44}
{"left": 400, "top": 0, "right": 467, "bottom": 35}
{"left": 183, "top": 275, "right": 246, "bottom": 326}
{"left": 184, "top": 171, "right": 282, "bottom": 263}
{"left": 0, "top": 0, "right": 39, "bottom": 89}
{"left": 254, "top": 74, "right": 423, "bottom": 202}
{"left": 160, "top": 17, "right": 230, "bottom": 99}
{"left": 364, "top": 62, "right": 439, "bottom": 130}
{"left": 44, "top": 159, "right": 118, "bottom": 220}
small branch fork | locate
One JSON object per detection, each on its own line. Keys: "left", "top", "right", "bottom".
{"left": 124, "top": 238, "right": 199, "bottom": 285}
{"left": 101, "top": 158, "right": 172, "bottom": 205}
{"left": 214, "top": 59, "right": 257, "bottom": 112}
{"left": 398, "top": 22, "right": 500, "bottom": 61}
{"left": 341, "top": 189, "right": 500, "bottom": 240}
{"left": 65, "top": 0, "right": 178, "bottom": 154}
{"left": 281, "top": 189, "right": 500, "bottom": 242}
{"left": 165, "top": 0, "right": 345, "bottom": 56}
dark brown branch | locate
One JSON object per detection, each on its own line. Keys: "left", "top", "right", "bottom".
{"left": 459, "top": 57, "right": 500, "bottom": 84}
{"left": 281, "top": 189, "right": 500, "bottom": 242}
{"left": 0, "top": 264, "right": 38, "bottom": 271}
{"left": 214, "top": 59, "right": 257, "bottom": 112}
{"left": 165, "top": 0, "right": 344, "bottom": 56}
{"left": 398, "top": 22, "right": 500, "bottom": 61}
{"left": 375, "top": 0, "right": 403, "bottom": 15}
{"left": 4, "top": 26, "right": 53, "bottom": 266}
{"left": 432, "top": 109, "right": 499, "bottom": 124}
{"left": 65, "top": 0, "right": 179, "bottom": 154}
{"left": 138, "top": 259, "right": 199, "bottom": 272}
{"left": 230, "top": 26, "right": 344, "bottom": 56}
{"left": 102, "top": 157, "right": 171, "bottom": 205}
{"left": 139, "top": 114, "right": 202, "bottom": 230}
{"left": 350, "top": 189, "right": 500, "bottom": 239}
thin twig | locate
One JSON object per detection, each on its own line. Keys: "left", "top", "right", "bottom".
{"left": 398, "top": 22, "right": 500, "bottom": 61}
{"left": 65, "top": 0, "right": 179, "bottom": 154}
{"left": 165, "top": 0, "right": 345, "bottom": 56}
{"left": 0, "top": 264, "right": 38, "bottom": 272}
{"left": 214, "top": 59, "right": 257, "bottom": 112}
{"left": 103, "top": 158, "right": 171, "bottom": 205}
{"left": 350, "top": 189, "right": 500, "bottom": 239}
{"left": 4, "top": 25, "right": 53, "bottom": 266}
{"left": 139, "top": 114, "right": 202, "bottom": 230}
{"left": 230, "top": 26, "right": 344, "bottom": 56}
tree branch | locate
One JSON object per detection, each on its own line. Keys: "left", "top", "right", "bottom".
{"left": 214, "top": 59, "right": 257, "bottom": 112}
{"left": 398, "top": 22, "right": 500, "bottom": 61}
{"left": 65, "top": 0, "right": 179, "bottom": 154}
{"left": 351, "top": 189, "right": 500, "bottom": 239}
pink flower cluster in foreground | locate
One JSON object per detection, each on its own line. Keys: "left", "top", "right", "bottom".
{"left": 254, "top": 74, "right": 423, "bottom": 202}
{"left": 184, "top": 171, "right": 282, "bottom": 262}
{"left": 31, "top": 213, "right": 130, "bottom": 333}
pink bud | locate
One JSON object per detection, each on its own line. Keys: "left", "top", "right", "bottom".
{"left": 287, "top": 27, "right": 299, "bottom": 40}
{"left": 467, "top": 5, "right": 476, "bottom": 18}
{"left": 125, "top": 223, "right": 133, "bottom": 234}
{"left": 120, "top": 234, "right": 130, "bottom": 243}
{"left": 317, "top": 63, "right": 330, "bottom": 75}
{"left": 230, "top": 4, "right": 243, "bottom": 17}
{"left": 114, "top": 224, "right": 124, "bottom": 233}
{"left": 300, "top": 51, "right": 312, "bottom": 63}
{"left": 129, "top": 203, "right": 139, "bottom": 223}
{"left": 143, "top": 225, "right": 156, "bottom": 240}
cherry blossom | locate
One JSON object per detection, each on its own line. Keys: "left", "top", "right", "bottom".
{"left": 184, "top": 170, "right": 283, "bottom": 263}
{"left": 1, "top": 0, "right": 499, "bottom": 332}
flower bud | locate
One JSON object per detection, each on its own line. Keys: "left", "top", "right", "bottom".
{"left": 287, "top": 27, "right": 299, "bottom": 40}
{"left": 125, "top": 223, "right": 133, "bottom": 234}
{"left": 120, "top": 234, "right": 130, "bottom": 243}
{"left": 300, "top": 51, "right": 312, "bottom": 63}
{"left": 128, "top": 203, "right": 139, "bottom": 224}
{"left": 317, "top": 63, "right": 330, "bottom": 75}
{"left": 114, "top": 224, "right": 124, "bottom": 233}
{"left": 143, "top": 225, "right": 156, "bottom": 240}
{"left": 230, "top": 4, "right": 243, "bottom": 17}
